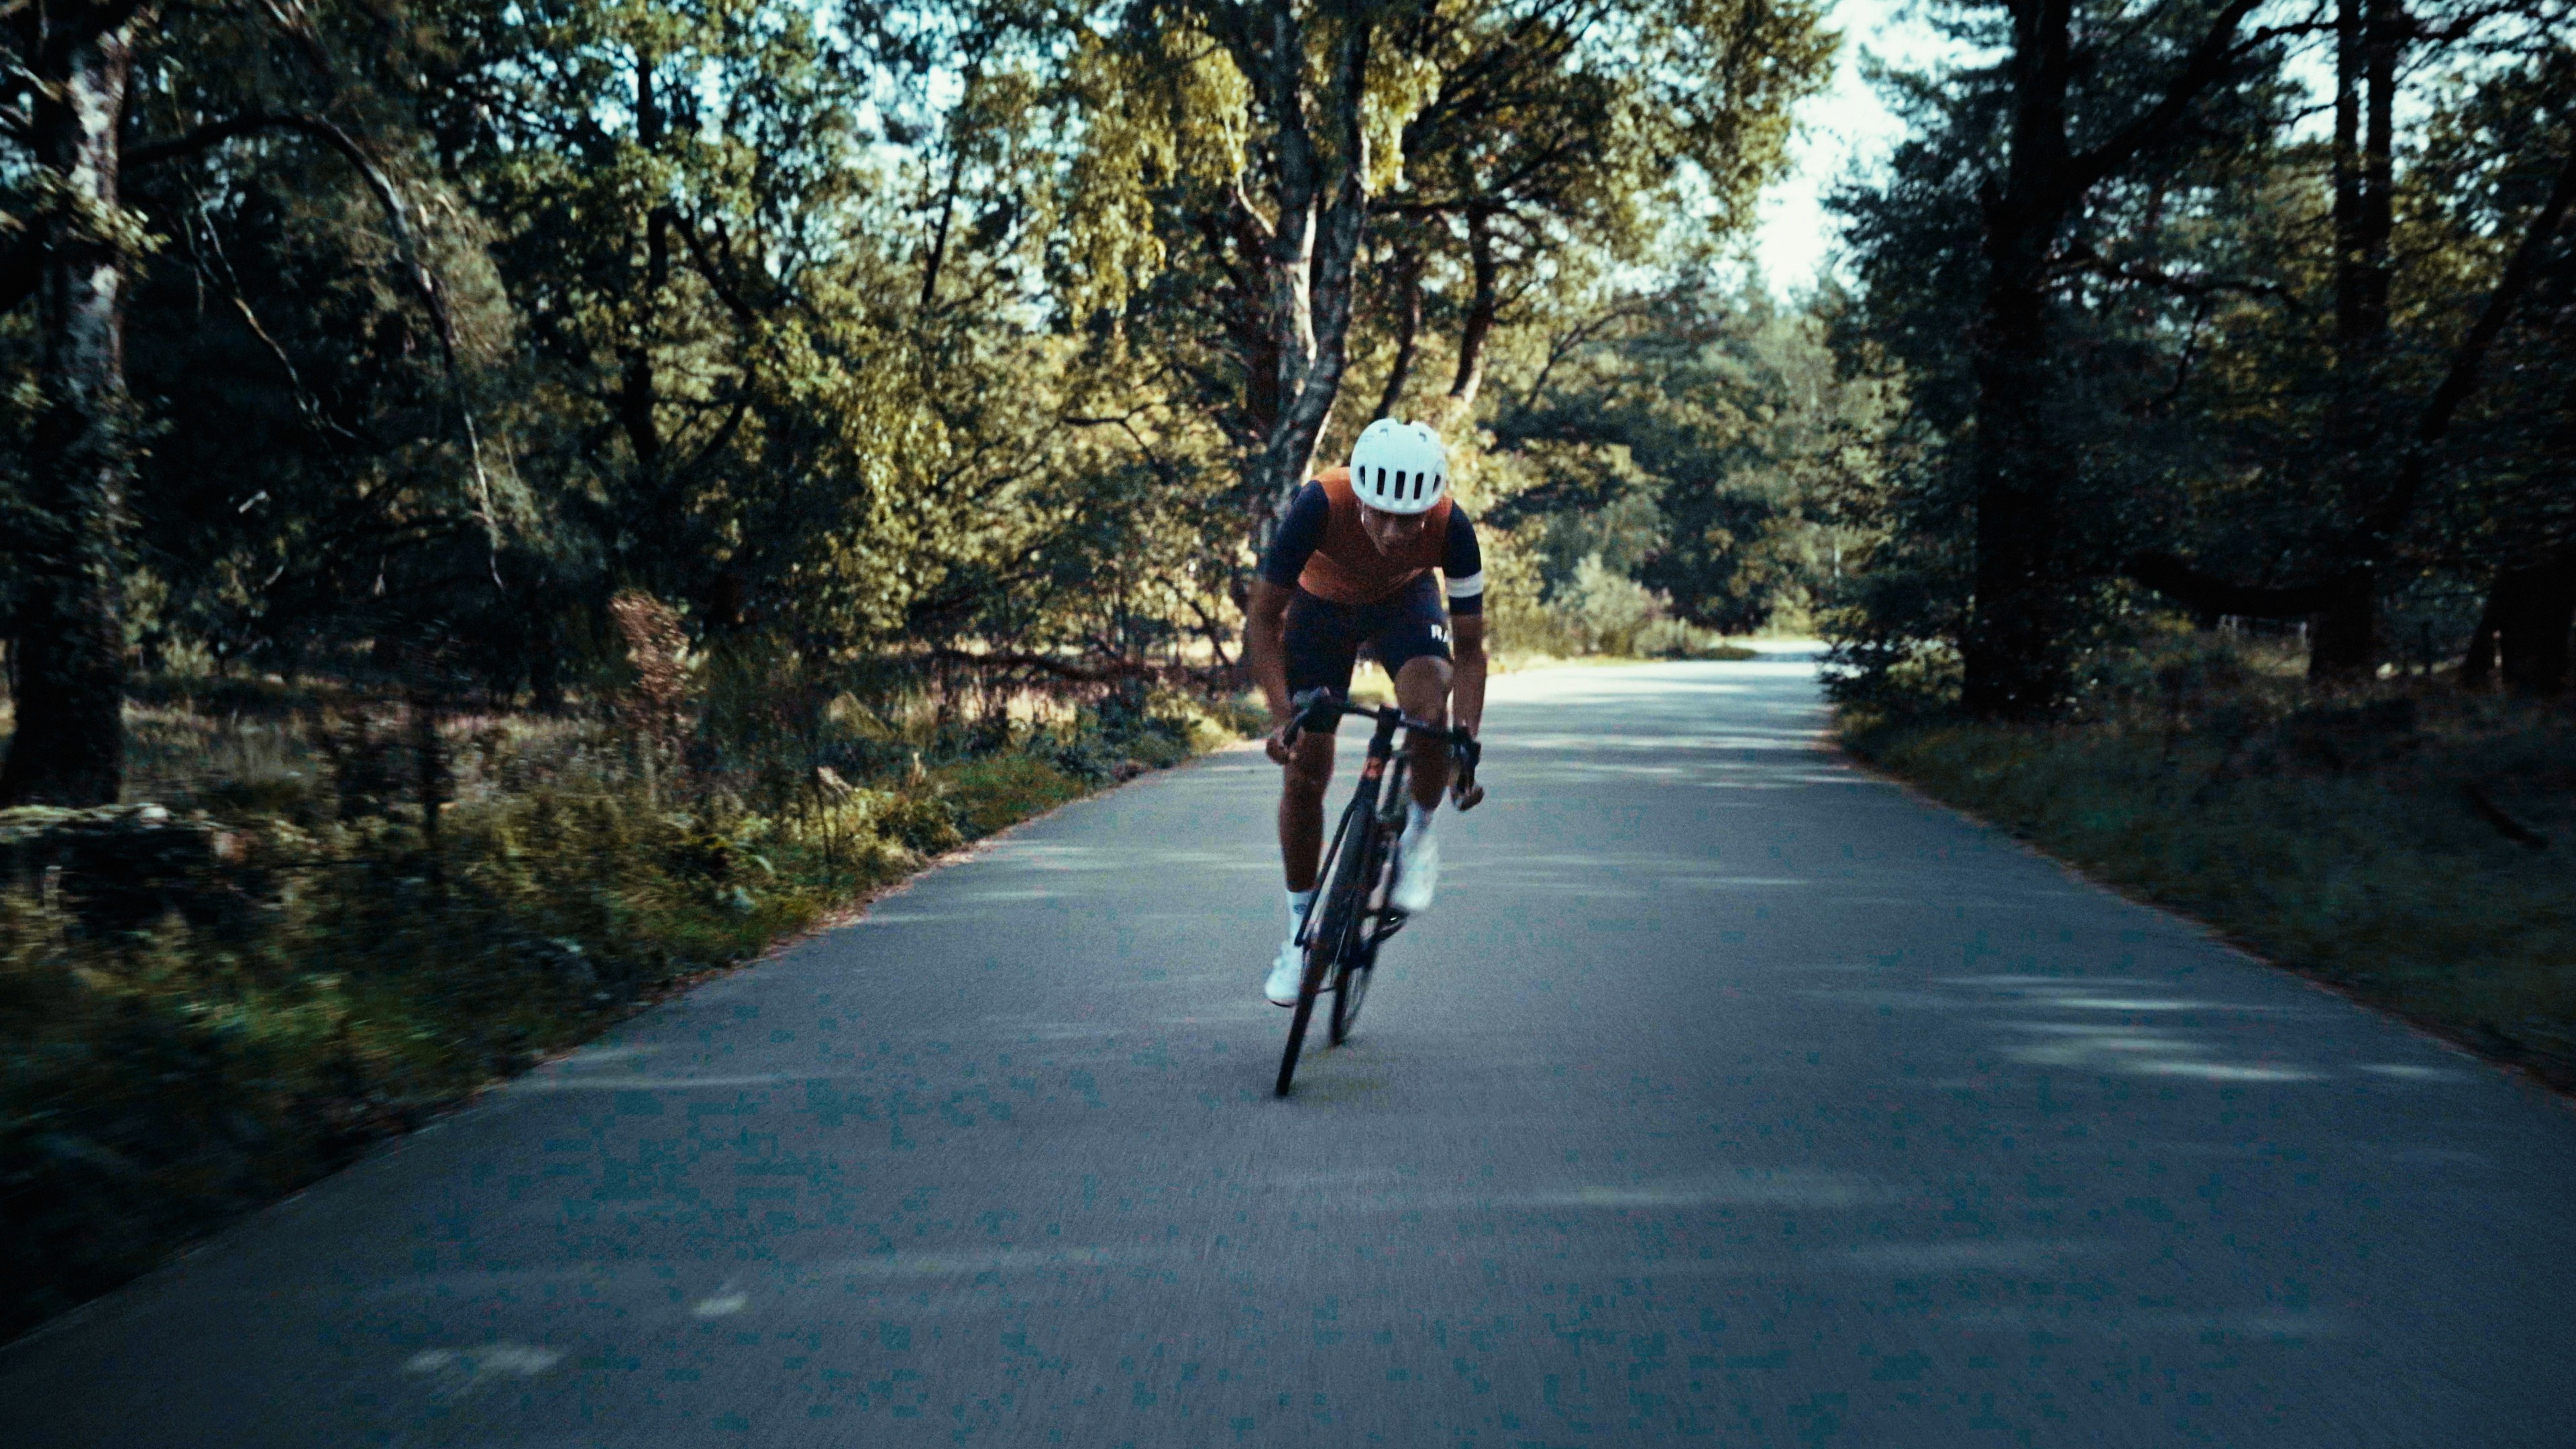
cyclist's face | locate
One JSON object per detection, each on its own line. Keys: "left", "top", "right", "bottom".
{"left": 1358, "top": 503, "right": 1432, "bottom": 554}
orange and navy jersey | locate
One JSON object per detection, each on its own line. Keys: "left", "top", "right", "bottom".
{"left": 1257, "top": 467, "right": 1485, "bottom": 612}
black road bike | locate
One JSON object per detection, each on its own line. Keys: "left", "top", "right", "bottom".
{"left": 1273, "top": 688, "right": 1483, "bottom": 1097}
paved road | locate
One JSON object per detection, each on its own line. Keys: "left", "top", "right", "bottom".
{"left": 7, "top": 657, "right": 2574, "bottom": 1446}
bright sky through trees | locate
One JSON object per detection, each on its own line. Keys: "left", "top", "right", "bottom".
{"left": 1753, "top": 0, "right": 1955, "bottom": 288}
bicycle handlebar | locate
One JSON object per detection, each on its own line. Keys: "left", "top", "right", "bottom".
{"left": 1281, "top": 688, "right": 1485, "bottom": 810}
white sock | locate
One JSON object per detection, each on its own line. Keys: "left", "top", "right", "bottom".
{"left": 1406, "top": 800, "right": 1435, "bottom": 836}
{"left": 1285, "top": 888, "right": 1318, "bottom": 938}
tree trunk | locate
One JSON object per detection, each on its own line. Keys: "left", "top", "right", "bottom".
{"left": 1369, "top": 245, "right": 1421, "bottom": 422}
{"left": 2460, "top": 589, "right": 2499, "bottom": 688}
{"left": 616, "top": 52, "right": 667, "bottom": 544}
{"left": 1, "top": 13, "right": 140, "bottom": 807}
{"left": 1233, "top": 1, "right": 1375, "bottom": 535}
{"left": 2306, "top": 570, "right": 2377, "bottom": 681}
{"left": 1440, "top": 205, "right": 1501, "bottom": 422}
{"left": 1962, "top": 0, "right": 2078, "bottom": 720}
{"left": 2475, "top": 553, "right": 2576, "bottom": 696}
{"left": 2310, "top": 0, "right": 2402, "bottom": 681}
{"left": 1962, "top": 211, "right": 2071, "bottom": 718}
{"left": 2328, "top": 0, "right": 2396, "bottom": 349}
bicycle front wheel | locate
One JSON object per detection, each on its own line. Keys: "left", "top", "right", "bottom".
{"left": 1334, "top": 759, "right": 1413, "bottom": 1044}
{"left": 1276, "top": 797, "right": 1375, "bottom": 1096}
{"left": 1273, "top": 928, "right": 1334, "bottom": 1097}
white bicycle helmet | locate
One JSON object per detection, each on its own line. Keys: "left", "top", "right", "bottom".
{"left": 1347, "top": 418, "right": 1450, "bottom": 515}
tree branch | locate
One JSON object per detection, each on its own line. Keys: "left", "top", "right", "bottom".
{"left": 2360, "top": 138, "right": 2576, "bottom": 541}
{"left": 2065, "top": 0, "right": 2267, "bottom": 201}
{"left": 128, "top": 110, "right": 504, "bottom": 555}
{"left": 1444, "top": 205, "right": 1502, "bottom": 415}
{"left": 676, "top": 214, "right": 759, "bottom": 322}
{"left": 2061, "top": 250, "right": 2292, "bottom": 302}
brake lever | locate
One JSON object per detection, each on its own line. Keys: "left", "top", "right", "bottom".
{"left": 1449, "top": 733, "right": 1484, "bottom": 811}
{"left": 1277, "top": 689, "right": 1341, "bottom": 755}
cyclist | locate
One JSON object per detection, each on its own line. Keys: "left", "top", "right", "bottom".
{"left": 1244, "top": 419, "right": 1486, "bottom": 1006}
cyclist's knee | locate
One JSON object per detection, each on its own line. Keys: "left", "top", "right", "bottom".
{"left": 1283, "top": 734, "right": 1336, "bottom": 796}
{"left": 1395, "top": 655, "right": 1452, "bottom": 720}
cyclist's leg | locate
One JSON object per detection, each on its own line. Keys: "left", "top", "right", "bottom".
{"left": 1393, "top": 655, "right": 1454, "bottom": 809}
{"left": 1281, "top": 732, "right": 1336, "bottom": 891}
{"left": 1371, "top": 576, "right": 1456, "bottom": 811}
{"left": 1279, "top": 589, "right": 1360, "bottom": 892}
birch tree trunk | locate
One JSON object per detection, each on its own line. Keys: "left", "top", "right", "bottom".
{"left": 2, "top": 5, "right": 144, "bottom": 806}
{"left": 1224, "top": 0, "right": 1375, "bottom": 536}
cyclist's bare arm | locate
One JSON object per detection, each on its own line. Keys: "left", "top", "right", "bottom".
{"left": 1245, "top": 578, "right": 1298, "bottom": 762}
{"left": 1451, "top": 613, "right": 1487, "bottom": 737}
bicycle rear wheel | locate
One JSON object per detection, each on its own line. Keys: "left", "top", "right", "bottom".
{"left": 1330, "top": 825, "right": 1395, "bottom": 1044}
{"left": 1328, "top": 931, "right": 1373, "bottom": 1043}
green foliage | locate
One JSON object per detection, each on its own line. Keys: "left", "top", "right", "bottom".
{"left": 1477, "top": 284, "right": 1881, "bottom": 642}
{"left": 1823, "top": 0, "right": 2576, "bottom": 700}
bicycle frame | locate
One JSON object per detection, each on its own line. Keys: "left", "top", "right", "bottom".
{"left": 1275, "top": 691, "right": 1479, "bottom": 1095}
{"left": 1294, "top": 706, "right": 1408, "bottom": 952}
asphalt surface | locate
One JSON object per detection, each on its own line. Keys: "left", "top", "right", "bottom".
{"left": 7, "top": 656, "right": 2574, "bottom": 1447}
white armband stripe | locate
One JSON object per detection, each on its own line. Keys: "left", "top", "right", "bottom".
{"left": 1444, "top": 571, "right": 1485, "bottom": 599}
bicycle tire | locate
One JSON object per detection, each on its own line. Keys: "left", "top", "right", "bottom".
{"left": 1328, "top": 928, "right": 1373, "bottom": 1042}
{"left": 1276, "top": 795, "right": 1373, "bottom": 1095}
{"left": 1326, "top": 841, "right": 1378, "bottom": 1044}
{"left": 1332, "top": 760, "right": 1409, "bottom": 1045}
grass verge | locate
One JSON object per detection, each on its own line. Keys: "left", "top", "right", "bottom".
{"left": 1840, "top": 672, "right": 2576, "bottom": 1092}
{"left": 0, "top": 687, "right": 1256, "bottom": 1343}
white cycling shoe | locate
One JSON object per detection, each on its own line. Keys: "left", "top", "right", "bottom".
{"left": 1264, "top": 941, "right": 1305, "bottom": 1007}
{"left": 1389, "top": 818, "right": 1440, "bottom": 914}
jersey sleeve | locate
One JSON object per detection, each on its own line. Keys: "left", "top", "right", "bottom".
{"left": 1441, "top": 508, "right": 1485, "bottom": 615}
{"left": 1257, "top": 482, "right": 1332, "bottom": 588}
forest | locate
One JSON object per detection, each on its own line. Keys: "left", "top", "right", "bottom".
{"left": 1, "top": 0, "right": 2571, "bottom": 1338}
{"left": 0, "top": 0, "right": 1840, "bottom": 814}
{"left": 1827, "top": 0, "right": 2576, "bottom": 710}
